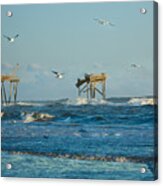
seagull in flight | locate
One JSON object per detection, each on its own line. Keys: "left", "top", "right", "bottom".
{"left": 3, "top": 34, "right": 19, "bottom": 43}
{"left": 94, "top": 18, "right": 115, "bottom": 26}
{"left": 131, "top": 64, "right": 141, "bottom": 68}
{"left": 52, "top": 70, "right": 64, "bottom": 79}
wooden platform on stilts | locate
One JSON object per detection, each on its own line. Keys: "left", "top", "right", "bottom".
{"left": 1, "top": 75, "right": 20, "bottom": 105}
{"left": 76, "top": 73, "right": 108, "bottom": 99}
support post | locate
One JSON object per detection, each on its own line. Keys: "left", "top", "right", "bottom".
{"left": 78, "top": 87, "right": 80, "bottom": 97}
{"left": 102, "top": 80, "right": 106, "bottom": 99}
{"left": 76, "top": 73, "right": 107, "bottom": 100}
{"left": 14, "top": 82, "right": 18, "bottom": 104}
{"left": 93, "top": 82, "right": 96, "bottom": 98}
{"left": 86, "top": 82, "right": 89, "bottom": 99}
{"left": 90, "top": 82, "right": 93, "bottom": 99}
{"left": 2, "top": 82, "right": 7, "bottom": 105}
{"left": 8, "top": 82, "right": 13, "bottom": 103}
{"left": 1, "top": 85, "right": 4, "bottom": 104}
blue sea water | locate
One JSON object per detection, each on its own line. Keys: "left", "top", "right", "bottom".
{"left": 1, "top": 97, "right": 158, "bottom": 180}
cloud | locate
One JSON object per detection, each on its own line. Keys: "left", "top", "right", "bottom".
{"left": 26, "top": 63, "right": 42, "bottom": 72}
{"left": 1, "top": 63, "right": 14, "bottom": 74}
{"left": 18, "top": 63, "right": 52, "bottom": 84}
{"left": 1, "top": 63, "right": 13, "bottom": 70}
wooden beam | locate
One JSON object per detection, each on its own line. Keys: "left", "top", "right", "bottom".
{"left": 86, "top": 83, "right": 89, "bottom": 99}
{"left": 2, "top": 82, "right": 7, "bottom": 104}
{"left": 93, "top": 83, "right": 96, "bottom": 98}
{"left": 8, "top": 82, "right": 13, "bottom": 103}
{"left": 78, "top": 87, "right": 80, "bottom": 97}
{"left": 79, "top": 84, "right": 88, "bottom": 94}
{"left": 76, "top": 73, "right": 108, "bottom": 99}
{"left": 1, "top": 75, "right": 20, "bottom": 82}
{"left": 1, "top": 86, "right": 4, "bottom": 104}
{"left": 95, "top": 87, "right": 103, "bottom": 96}
{"left": 102, "top": 80, "right": 106, "bottom": 99}
{"left": 14, "top": 82, "right": 18, "bottom": 103}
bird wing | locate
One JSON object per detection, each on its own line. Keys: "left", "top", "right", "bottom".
{"left": 14, "top": 34, "right": 19, "bottom": 38}
{"left": 94, "top": 18, "right": 102, "bottom": 24}
{"left": 109, "top": 22, "right": 115, "bottom": 26}
{"left": 98, "top": 19, "right": 104, "bottom": 24}
{"left": 52, "top": 70, "right": 58, "bottom": 75}
{"left": 3, "top": 35, "right": 10, "bottom": 40}
{"left": 131, "top": 64, "right": 136, "bottom": 68}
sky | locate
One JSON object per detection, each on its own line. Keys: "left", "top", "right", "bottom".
{"left": 1, "top": 1, "right": 155, "bottom": 100}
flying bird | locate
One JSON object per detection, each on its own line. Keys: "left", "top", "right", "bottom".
{"left": 52, "top": 70, "right": 64, "bottom": 79}
{"left": 131, "top": 64, "right": 141, "bottom": 68}
{"left": 3, "top": 34, "right": 19, "bottom": 43}
{"left": 94, "top": 18, "right": 115, "bottom": 26}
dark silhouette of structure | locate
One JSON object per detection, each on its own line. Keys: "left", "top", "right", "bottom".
{"left": 76, "top": 73, "right": 108, "bottom": 99}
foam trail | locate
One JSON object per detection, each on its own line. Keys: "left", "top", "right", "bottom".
{"left": 17, "top": 102, "right": 43, "bottom": 107}
{"left": 2, "top": 150, "right": 154, "bottom": 163}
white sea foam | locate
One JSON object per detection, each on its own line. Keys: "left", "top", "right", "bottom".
{"left": 2, "top": 101, "right": 45, "bottom": 107}
{"left": 2, "top": 97, "right": 156, "bottom": 108}
{"left": 114, "top": 133, "right": 122, "bottom": 137}
{"left": 128, "top": 98, "right": 156, "bottom": 106}
{"left": 65, "top": 97, "right": 109, "bottom": 106}
{"left": 75, "top": 98, "right": 88, "bottom": 105}
{"left": 73, "top": 132, "right": 81, "bottom": 137}
{"left": 64, "top": 97, "right": 156, "bottom": 106}
{"left": 23, "top": 112, "right": 55, "bottom": 123}
{"left": 17, "top": 102, "right": 43, "bottom": 107}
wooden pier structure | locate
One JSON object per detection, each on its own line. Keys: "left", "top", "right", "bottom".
{"left": 76, "top": 73, "right": 108, "bottom": 99}
{"left": 1, "top": 64, "right": 20, "bottom": 105}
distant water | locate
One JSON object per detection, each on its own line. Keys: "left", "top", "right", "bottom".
{"left": 1, "top": 97, "right": 158, "bottom": 180}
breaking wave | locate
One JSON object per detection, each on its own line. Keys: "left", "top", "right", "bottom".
{"left": 17, "top": 102, "right": 44, "bottom": 107}
{"left": 65, "top": 97, "right": 156, "bottom": 106}
{"left": 127, "top": 98, "right": 156, "bottom": 106}
{"left": 1, "top": 97, "right": 156, "bottom": 108}
{"left": 65, "top": 98, "right": 108, "bottom": 105}
{"left": 1, "top": 102, "right": 44, "bottom": 107}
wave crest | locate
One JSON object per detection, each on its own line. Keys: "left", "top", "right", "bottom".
{"left": 17, "top": 102, "right": 43, "bottom": 106}
{"left": 65, "top": 98, "right": 108, "bottom": 105}
{"left": 2, "top": 97, "right": 156, "bottom": 108}
{"left": 128, "top": 98, "right": 156, "bottom": 106}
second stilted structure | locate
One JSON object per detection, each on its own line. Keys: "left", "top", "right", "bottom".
{"left": 76, "top": 73, "right": 108, "bottom": 99}
{"left": 1, "top": 75, "right": 20, "bottom": 105}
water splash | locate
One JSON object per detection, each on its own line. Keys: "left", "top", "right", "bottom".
{"left": 128, "top": 98, "right": 156, "bottom": 106}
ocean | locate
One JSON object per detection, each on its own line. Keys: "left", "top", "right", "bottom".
{"left": 1, "top": 97, "right": 157, "bottom": 180}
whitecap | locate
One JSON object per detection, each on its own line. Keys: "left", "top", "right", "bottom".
{"left": 65, "top": 98, "right": 109, "bottom": 106}
{"left": 23, "top": 112, "right": 55, "bottom": 123}
{"left": 128, "top": 98, "right": 156, "bottom": 106}
{"left": 114, "top": 133, "right": 122, "bottom": 137}
{"left": 17, "top": 102, "right": 43, "bottom": 107}
{"left": 73, "top": 132, "right": 81, "bottom": 137}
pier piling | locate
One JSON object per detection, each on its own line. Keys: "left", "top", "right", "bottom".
{"left": 76, "top": 73, "right": 108, "bottom": 99}
{"left": 1, "top": 75, "right": 20, "bottom": 105}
